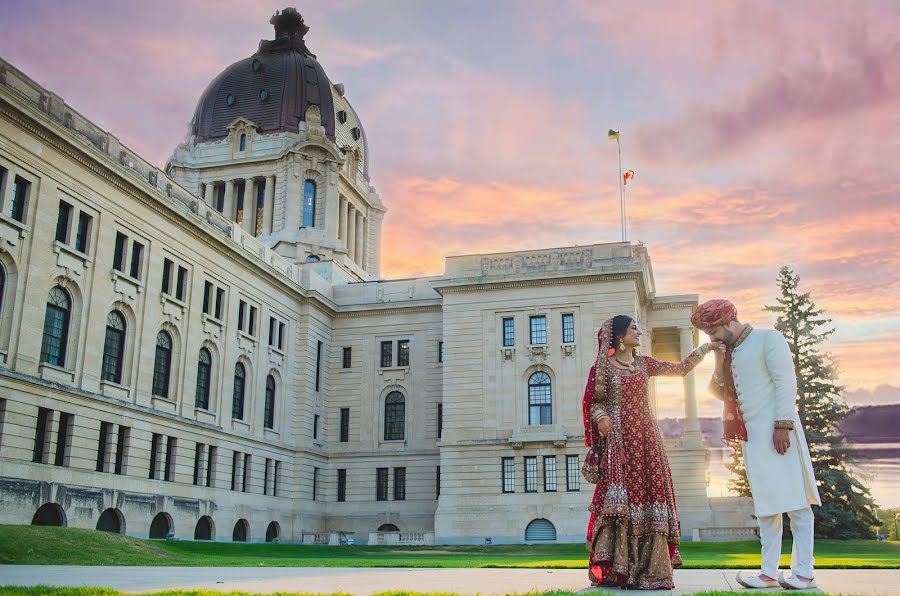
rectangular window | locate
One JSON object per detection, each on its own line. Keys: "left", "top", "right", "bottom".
{"left": 10, "top": 175, "right": 29, "bottom": 222}
{"left": 248, "top": 306, "right": 257, "bottom": 336}
{"left": 193, "top": 443, "right": 204, "bottom": 486}
{"left": 380, "top": 341, "right": 392, "bottom": 368}
{"left": 273, "top": 460, "right": 280, "bottom": 496}
{"left": 175, "top": 266, "right": 187, "bottom": 301}
{"left": 278, "top": 322, "right": 285, "bottom": 350}
{"left": 54, "top": 412, "right": 72, "bottom": 467}
{"left": 215, "top": 184, "right": 225, "bottom": 212}
{"left": 149, "top": 433, "right": 161, "bottom": 479}
{"left": 436, "top": 466, "right": 441, "bottom": 499}
{"left": 202, "top": 281, "right": 212, "bottom": 314}
{"left": 113, "top": 232, "right": 127, "bottom": 272}
{"left": 315, "top": 341, "right": 323, "bottom": 391}
{"left": 206, "top": 446, "right": 217, "bottom": 488}
{"left": 529, "top": 316, "right": 547, "bottom": 345}
{"left": 342, "top": 347, "right": 352, "bottom": 368}
{"left": 562, "top": 313, "right": 575, "bottom": 344}
{"left": 502, "top": 457, "right": 515, "bottom": 493}
{"left": 231, "top": 451, "right": 239, "bottom": 490}
{"left": 376, "top": 467, "right": 388, "bottom": 501}
{"left": 264, "top": 458, "right": 271, "bottom": 495}
{"left": 337, "top": 468, "right": 347, "bottom": 502}
{"left": 438, "top": 341, "right": 444, "bottom": 363}
{"left": 524, "top": 456, "right": 538, "bottom": 493}
{"left": 161, "top": 258, "right": 173, "bottom": 294}
{"left": 567, "top": 455, "right": 580, "bottom": 491}
{"left": 312, "top": 467, "right": 319, "bottom": 501}
{"left": 268, "top": 317, "right": 276, "bottom": 346}
{"left": 502, "top": 317, "right": 515, "bottom": 347}
{"left": 55, "top": 200, "right": 72, "bottom": 243}
{"left": 393, "top": 467, "right": 406, "bottom": 501}
{"left": 164, "top": 436, "right": 176, "bottom": 482}
{"left": 32, "top": 407, "right": 51, "bottom": 463}
{"left": 242, "top": 454, "right": 251, "bottom": 492}
{"left": 75, "top": 212, "right": 91, "bottom": 254}
{"left": 543, "top": 455, "right": 557, "bottom": 492}
{"left": 437, "top": 403, "right": 443, "bottom": 439}
{"left": 313, "top": 414, "right": 320, "bottom": 439}
{"left": 238, "top": 300, "right": 246, "bottom": 332}
{"left": 129, "top": 241, "right": 143, "bottom": 279}
{"left": 339, "top": 408, "right": 350, "bottom": 443}
{"left": 96, "top": 421, "right": 111, "bottom": 472}
{"left": 114, "top": 426, "right": 129, "bottom": 475}
{"left": 397, "top": 339, "right": 410, "bottom": 367}
{"left": 215, "top": 288, "right": 225, "bottom": 319}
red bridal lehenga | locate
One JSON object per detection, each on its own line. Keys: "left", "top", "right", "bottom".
{"left": 581, "top": 319, "right": 710, "bottom": 590}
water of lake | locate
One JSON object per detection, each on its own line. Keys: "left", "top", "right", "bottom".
{"left": 707, "top": 443, "right": 900, "bottom": 508}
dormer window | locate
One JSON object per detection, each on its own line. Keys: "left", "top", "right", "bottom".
{"left": 337, "top": 110, "right": 347, "bottom": 123}
{"left": 351, "top": 127, "right": 361, "bottom": 140}
{"left": 239, "top": 134, "right": 246, "bottom": 152}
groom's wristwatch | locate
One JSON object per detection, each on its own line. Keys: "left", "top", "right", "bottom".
{"left": 774, "top": 420, "right": 795, "bottom": 430}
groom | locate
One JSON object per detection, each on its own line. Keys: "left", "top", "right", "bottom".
{"left": 691, "top": 300, "right": 821, "bottom": 590}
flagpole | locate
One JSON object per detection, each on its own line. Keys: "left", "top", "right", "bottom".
{"left": 617, "top": 134, "right": 626, "bottom": 242}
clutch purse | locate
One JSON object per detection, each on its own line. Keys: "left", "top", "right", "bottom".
{"left": 581, "top": 445, "right": 605, "bottom": 484}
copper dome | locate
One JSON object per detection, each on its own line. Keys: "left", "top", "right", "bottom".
{"left": 190, "top": 8, "right": 335, "bottom": 143}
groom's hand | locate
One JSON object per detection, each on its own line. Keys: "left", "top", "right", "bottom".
{"left": 773, "top": 428, "right": 791, "bottom": 454}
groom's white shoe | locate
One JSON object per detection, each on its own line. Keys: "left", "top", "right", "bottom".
{"left": 778, "top": 572, "right": 817, "bottom": 590}
{"left": 735, "top": 571, "right": 780, "bottom": 588}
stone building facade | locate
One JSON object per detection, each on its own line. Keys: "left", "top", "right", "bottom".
{"left": 0, "top": 10, "right": 753, "bottom": 544}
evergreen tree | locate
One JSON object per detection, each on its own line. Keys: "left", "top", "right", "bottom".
{"left": 761, "top": 266, "right": 880, "bottom": 538}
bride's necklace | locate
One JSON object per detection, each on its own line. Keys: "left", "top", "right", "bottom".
{"left": 614, "top": 356, "right": 639, "bottom": 373}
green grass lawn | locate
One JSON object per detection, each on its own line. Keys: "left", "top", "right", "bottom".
{"left": 0, "top": 591, "right": 818, "bottom": 596}
{"left": 1, "top": 525, "right": 897, "bottom": 569}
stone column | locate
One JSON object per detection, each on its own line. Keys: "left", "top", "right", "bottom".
{"left": 42, "top": 410, "right": 62, "bottom": 465}
{"left": 680, "top": 326, "right": 702, "bottom": 446}
{"left": 104, "top": 423, "right": 120, "bottom": 472}
{"left": 346, "top": 205, "right": 357, "bottom": 263}
{"left": 354, "top": 210, "right": 364, "bottom": 265}
{"left": 340, "top": 198, "right": 349, "bottom": 248}
{"left": 223, "top": 180, "right": 235, "bottom": 218}
{"left": 242, "top": 181, "right": 255, "bottom": 235}
{"left": 263, "top": 176, "right": 275, "bottom": 234}
{"left": 361, "top": 216, "right": 368, "bottom": 270}
{"left": 337, "top": 196, "right": 346, "bottom": 242}
{"left": 203, "top": 182, "right": 214, "bottom": 206}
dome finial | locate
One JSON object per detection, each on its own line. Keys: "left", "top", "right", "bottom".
{"left": 270, "top": 7, "right": 309, "bottom": 40}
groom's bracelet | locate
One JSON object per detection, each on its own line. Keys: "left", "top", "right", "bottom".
{"left": 774, "top": 420, "right": 795, "bottom": 430}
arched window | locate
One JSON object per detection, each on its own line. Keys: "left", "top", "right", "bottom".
{"left": 265, "top": 521, "right": 280, "bottom": 542}
{"left": 194, "top": 516, "right": 214, "bottom": 540}
{"left": 32, "top": 503, "right": 66, "bottom": 527}
{"left": 232, "top": 518, "right": 249, "bottom": 542}
{"left": 377, "top": 523, "right": 399, "bottom": 532}
{"left": 302, "top": 179, "right": 316, "bottom": 227}
{"left": 40, "top": 286, "right": 71, "bottom": 366}
{"left": 101, "top": 311, "right": 126, "bottom": 384}
{"left": 525, "top": 518, "right": 557, "bottom": 541}
{"left": 195, "top": 348, "right": 212, "bottom": 409}
{"left": 232, "top": 362, "right": 246, "bottom": 420}
{"left": 96, "top": 508, "right": 125, "bottom": 534}
{"left": 264, "top": 375, "right": 276, "bottom": 429}
{"left": 152, "top": 331, "right": 173, "bottom": 398}
{"left": 528, "top": 371, "right": 552, "bottom": 425}
{"left": 239, "top": 133, "right": 246, "bottom": 151}
{"left": 149, "top": 512, "right": 172, "bottom": 539}
{"left": 384, "top": 391, "right": 405, "bottom": 440}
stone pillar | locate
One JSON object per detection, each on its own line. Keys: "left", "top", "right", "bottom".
{"left": 152, "top": 434, "right": 166, "bottom": 480}
{"left": 263, "top": 175, "right": 275, "bottom": 234}
{"left": 104, "top": 423, "right": 119, "bottom": 472}
{"left": 42, "top": 410, "right": 62, "bottom": 465}
{"left": 680, "top": 327, "right": 702, "bottom": 446}
{"left": 203, "top": 182, "right": 214, "bottom": 206}
{"left": 337, "top": 196, "right": 346, "bottom": 241}
{"left": 241, "top": 181, "right": 255, "bottom": 235}
{"left": 340, "top": 198, "right": 349, "bottom": 248}
{"left": 223, "top": 180, "right": 235, "bottom": 219}
{"left": 361, "top": 217, "right": 368, "bottom": 270}
{"left": 354, "top": 210, "right": 364, "bottom": 265}
{"left": 347, "top": 205, "right": 357, "bottom": 262}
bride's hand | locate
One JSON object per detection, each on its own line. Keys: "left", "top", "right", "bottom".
{"left": 709, "top": 340, "right": 726, "bottom": 356}
{"left": 596, "top": 417, "right": 612, "bottom": 437}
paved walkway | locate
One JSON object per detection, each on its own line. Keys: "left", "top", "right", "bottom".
{"left": 0, "top": 566, "right": 898, "bottom": 595}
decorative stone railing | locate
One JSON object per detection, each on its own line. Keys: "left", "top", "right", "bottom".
{"left": 367, "top": 531, "right": 435, "bottom": 546}
{"left": 692, "top": 526, "right": 760, "bottom": 542}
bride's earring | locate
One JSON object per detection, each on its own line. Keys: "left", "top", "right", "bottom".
{"left": 618, "top": 341, "right": 627, "bottom": 353}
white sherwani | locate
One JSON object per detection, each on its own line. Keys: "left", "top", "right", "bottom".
{"left": 727, "top": 328, "right": 821, "bottom": 517}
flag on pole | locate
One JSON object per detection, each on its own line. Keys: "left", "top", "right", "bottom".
{"left": 608, "top": 129, "right": 620, "bottom": 142}
{"left": 623, "top": 170, "right": 635, "bottom": 186}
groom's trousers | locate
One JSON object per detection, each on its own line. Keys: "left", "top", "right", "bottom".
{"left": 756, "top": 506, "right": 815, "bottom": 578}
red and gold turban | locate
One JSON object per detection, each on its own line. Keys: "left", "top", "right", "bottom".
{"left": 691, "top": 299, "right": 738, "bottom": 331}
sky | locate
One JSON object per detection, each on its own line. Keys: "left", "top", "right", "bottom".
{"left": 2, "top": 0, "right": 898, "bottom": 418}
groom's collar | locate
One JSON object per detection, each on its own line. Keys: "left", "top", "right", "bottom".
{"left": 729, "top": 325, "right": 754, "bottom": 351}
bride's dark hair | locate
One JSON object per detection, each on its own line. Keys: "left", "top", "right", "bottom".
{"left": 611, "top": 315, "right": 634, "bottom": 349}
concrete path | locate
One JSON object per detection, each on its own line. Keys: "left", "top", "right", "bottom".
{"left": 0, "top": 566, "right": 898, "bottom": 595}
